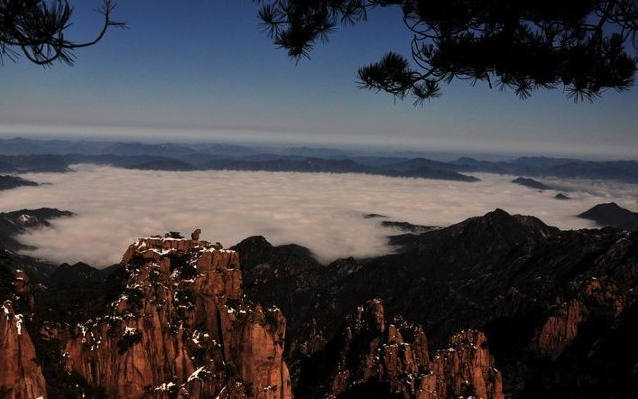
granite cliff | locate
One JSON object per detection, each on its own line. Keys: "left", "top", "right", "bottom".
{"left": 2, "top": 234, "right": 292, "bottom": 399}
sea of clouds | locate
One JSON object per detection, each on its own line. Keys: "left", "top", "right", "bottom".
{"left": 1, "top": 164, "right": 636, "bottom": 267}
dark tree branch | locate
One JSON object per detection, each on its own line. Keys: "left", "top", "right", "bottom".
{"left": 254, "top": 0, "right": 638, "bottom": 103}
{"left": 1, "top": 0, "right": 125, "bottom": 66}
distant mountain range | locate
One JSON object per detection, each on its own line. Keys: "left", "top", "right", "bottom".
{"left": 1, "top": 137, "right": 638, "bottom": 182}
{"left": 0, "top": 208, "right": 74, "bottom": 282}
{"left": 0, "top": 175, "right": 38, "bottom": 191}
{"left": 0, "top": 208, "right": 74, "bottom": 253}
{"left": 2, "top": 136, "right": 637, "bottom": 398}
{"left": 451, "top": 156, "right": 638, "bottom": 182}
{"left": 511, "top": 176, "right": 550, "bottom": 190}
{"left": 0, "top": 154, "right": 70, "bottom": 173}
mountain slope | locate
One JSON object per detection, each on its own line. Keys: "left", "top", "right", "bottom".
{"left": 0, "top": 208, "right": 74, "bottom": 252}
{"left": 296, "top": 299, "right": 503, "bottom": 399}
{"left": 1, "top": 211, "right": 637, "bottom": 398}
{"left": 578, "top": 202, "right": 638, "bottom": 231}
{"left": 238, "top": 210, "right": 638, "bottom": 398}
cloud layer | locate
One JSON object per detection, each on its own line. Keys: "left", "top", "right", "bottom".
{"left": 1, "top": 165, "right": 636, "bottom": 267}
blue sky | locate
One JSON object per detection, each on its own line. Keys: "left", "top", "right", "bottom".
{"left": 0, "top": 0, "right": 637, "bottom": 158}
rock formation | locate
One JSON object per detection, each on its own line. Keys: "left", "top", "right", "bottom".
{"left": 534, "top": 277, "right": 625, "bottom": 360}
{"left": 429, "top": 330, "right": 502, "bottom": 399}
{"left": 310, "top": 299, "right": 503, "bottom": 399}
{"left": 38, "top": 233, "right": 292, "bottom": 399}
{"left": 0, "top": 271, "right": 47, "bottom": 399}
{"left": 535, "top": 299, "right": 585, "bottom": 359}
{"left": 0, "top": 208, "right": 74, "bottom": 253}
{"left": 238, "top": 210, "right": 638, "bottom": 398}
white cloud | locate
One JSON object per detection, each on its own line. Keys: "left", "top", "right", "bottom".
{"left": 1, "top": 165, "right": 636, "bottom": 267}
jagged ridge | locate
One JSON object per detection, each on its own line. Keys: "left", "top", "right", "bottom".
{"left": 5, "top": 234, "right": 293, "bottom": 399}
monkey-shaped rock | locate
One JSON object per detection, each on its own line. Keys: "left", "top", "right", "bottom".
{"left": 191, "top": 228, "right": 201, "bottom": 241}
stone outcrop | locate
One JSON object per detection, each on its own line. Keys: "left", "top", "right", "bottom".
{"left": 323, "top": 299, "right": 503, "bottom": 399}
{"left": 12, "top": 269, "right": 35, "bottom": 311}
{"left": 535, "top": 299, "right": 585, "bottom": 359}
{"left": 40, "top": 234, "right": 292, "bottom": 399}
{"left": 534, "top": 277, "right": 626, "bottom": 360}
{"left": 428, "top": 330, "right": 503, "bottom": 399}
{"left": 0, "top": 270, "right": 47, "bottom": 399}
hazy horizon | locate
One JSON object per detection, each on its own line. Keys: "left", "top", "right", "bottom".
{"left": 1, "top": 127, "right": 637, "bottom": 162}
{"left": 1, "top": 1, "right": 637, "bottom": 159}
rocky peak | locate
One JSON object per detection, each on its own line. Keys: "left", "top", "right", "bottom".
{"left": 2, "top": 208, "right": 74, "bottom": 227}
{"left": 12, "top": 269, "right": 35, "bottom": 311}
{"left": 0, "top": 208, "right": 74, "bottom": 252}
{"left": 578, "top": 202, "right": 638, "bottom": 231}
{"left": 48, "top": 262, "right": 104, "bottom": 286}
{"left": 457, "top": 209, "right": 556, "bottom": 241}
{"left": 231, "top": 236, "right": 319, "bottom": 273}
{"left": 429, "top": 330, "right": 502, "bottom": 399}
{"left": 392, "top": 209, "right": 559, "bottom": 254}
{"left": 351, "top": 298, "right": 387, "bottom": 334}
{"left": 308, "top": 299, "right": 502, "bottom": 399}
{"left": 232, "top": 236, "right": 273, "bottom": 270}
{"left": 0, "top": 273, "right": 47, "bottom": 399}
{"left": 36, "top": 232, "right": 292, "bottom": 399}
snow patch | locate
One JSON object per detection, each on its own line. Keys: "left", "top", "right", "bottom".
{"left": 154, "top": 382, "right": 176, "bottom": 391}
{"left": 187, "top": 366, "right": 206, "bottom": 382}
{"left": 123, "top": 326, "right": 138, "bottom": 336}
{"left": 15, "top": 314, "right": 23, "bottom": 335}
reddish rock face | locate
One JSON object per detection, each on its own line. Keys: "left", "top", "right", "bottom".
{"left": 42, "top": 235, "right": 292, "bottom": 399}
{"left": 535, "top": 299, "right": 585, "bottom": 359}
{"left": 325, "top": 299, "right": 503, "bottom": 399}
{"left": 0, "top": 300, "right": 47, "bottom": 399}
{"left": 0, "top": 269, "right": 46, "bottom": 399}
{"left": 534, "top": 277, "right": 626, "bottom": 360}
{"left": 428, "top": 330, "right": 503, "bottom": 399}
{"left": 12, "top": 269, "right": 35, "bottom": 311}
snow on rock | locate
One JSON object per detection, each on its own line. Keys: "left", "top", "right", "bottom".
{"left": 187, "top": 366, "right": 206, "bottom": 382}
{"left": 37, "top": 232, "right": 292, "bottom": 399}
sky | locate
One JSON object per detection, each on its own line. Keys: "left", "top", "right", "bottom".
{"left": 1, "top": 0, "right": 637, "bottom": 158}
